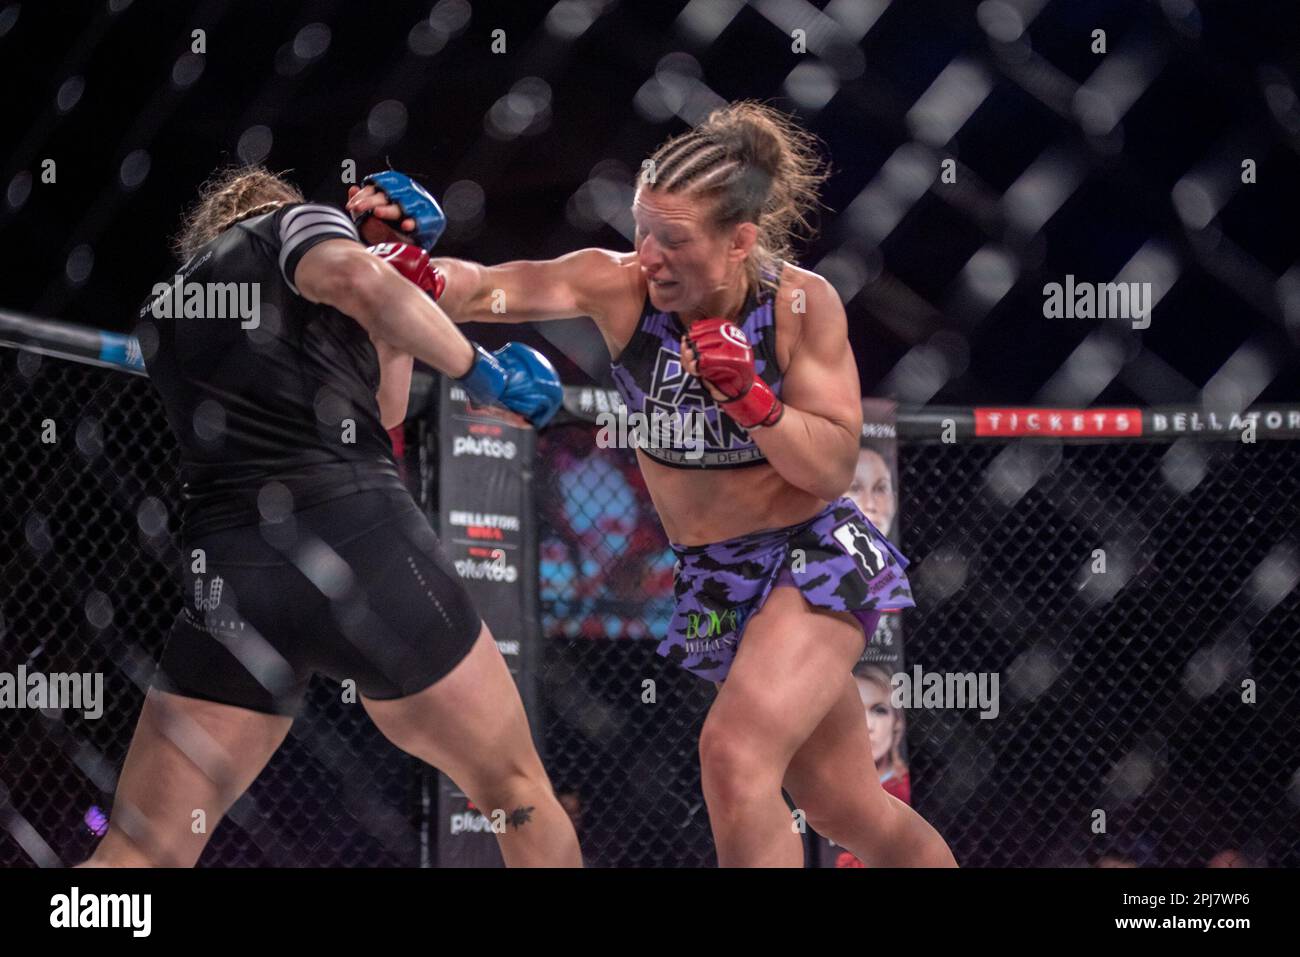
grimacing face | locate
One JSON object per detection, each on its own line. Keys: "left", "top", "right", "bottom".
{"left": 849, "top": 448, "right": 896, "bottom": 536}
{"left": 631, "top": 186, "right": 756, "bottom": 322}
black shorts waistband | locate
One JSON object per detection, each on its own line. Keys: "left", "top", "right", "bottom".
{"left": 181, "top": 487, "right": 422, "bottom": 563}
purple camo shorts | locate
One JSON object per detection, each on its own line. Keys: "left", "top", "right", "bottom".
{"left": 658, "top": 497, "right": 915, "bottom": 682}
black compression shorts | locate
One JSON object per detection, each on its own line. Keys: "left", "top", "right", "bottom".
{"left": 153, "top": 488, "right": 482, "bottom": 715}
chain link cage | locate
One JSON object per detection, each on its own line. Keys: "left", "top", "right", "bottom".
{"left": 536, "top": 422, "right": 1300, "bottom": 869}
{"left": 898, "top": 437, "right": 1299, "bottom": 868}
{"left": 0, "top": 351, "right": 426, "bottom": 867}
{"left": 4, "top": 352, "right": 1297, "bottom": 867}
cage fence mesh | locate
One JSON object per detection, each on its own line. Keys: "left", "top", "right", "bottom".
{"left": 536, "top": 422, "right": 1300, "bottom": 868}
{"left": 0, "top": 352, "right": 422, "bottom": 867}
{"left": 2, "top": 355, "right": 1297, "bottom": 866}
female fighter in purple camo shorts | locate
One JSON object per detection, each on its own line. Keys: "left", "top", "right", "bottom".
{"left": 350, "top": 100, "right": 956, "bottom": 868}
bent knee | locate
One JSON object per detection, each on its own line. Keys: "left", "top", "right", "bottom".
{"left": 455, "top": 748, "right": 552, "bottom": 805}
{"left": 698, "top": 722, "right": 783, "bottom": 805}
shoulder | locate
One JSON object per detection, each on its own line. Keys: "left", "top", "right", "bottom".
{"left": 772, "top": 263, "right": 846, "bottom": 363}
{"left": 571, "top": 248, "right": 645, "bottom": 330}
{"left": 267, "top": 202, "right": 361, "bottom": 294}
{"left": 569, "top": 249, "right": 642, "bottom": 298}
{"left": 775, "top": 262, "right": 842, "bottom": 319}
{"left": 271, "top": 202, "right": 358, "bottom": 245}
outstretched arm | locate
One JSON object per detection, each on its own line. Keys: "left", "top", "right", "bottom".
{"left": 430, "top": 248, "right": 629, "bottom": 326}
{"left": 345, "top": 180, "right": 632, "bottom": 328}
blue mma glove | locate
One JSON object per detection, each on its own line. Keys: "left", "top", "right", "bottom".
{"left": 360, "top": 170, "right": 447, "bottom": 252}
{"left": 457, "top": 342, "right": 563, "bottom": 429}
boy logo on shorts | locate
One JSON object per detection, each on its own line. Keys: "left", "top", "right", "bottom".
{"left": 832, "top": 521, "right": 885, "bottom": 580}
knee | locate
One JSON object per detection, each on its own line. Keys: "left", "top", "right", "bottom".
{"left": 698, "top": 721, "right": 780, "bottom": 811}
{"left": 460, "top": 753, "right": 549, "bottom": 812}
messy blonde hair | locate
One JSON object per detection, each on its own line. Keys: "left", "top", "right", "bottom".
{"left": 172, "top": 165, "right": 304, "bottom": 262}
{"left": 641, "top": 100, "right": 830, "bottom": 293}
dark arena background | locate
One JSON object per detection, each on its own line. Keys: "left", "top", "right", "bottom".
{"left": 2, "top": 0, "right": 1299, "bottom": 880}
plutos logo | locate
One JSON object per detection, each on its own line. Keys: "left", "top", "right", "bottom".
{"left": 452, "top": 436, "right": 517, "bottom": 459}
{"left": 454, "top": 548, "right": 518, "bottom": 582}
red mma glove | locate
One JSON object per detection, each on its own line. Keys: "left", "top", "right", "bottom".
{"left": 685, "top": 318, "right": 784, "bottom": 429}
{"left": 366, "top": 242, "right": 446, "bottom": 301}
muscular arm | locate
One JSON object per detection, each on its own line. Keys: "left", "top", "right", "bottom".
{"left": 345, "top": 181, "right": 633, "bottom": 330}
{"left": 293, "top": 238, "right": 475, "bottom": 381}
{"left": 748, "top": 280, "right": 863, "bottom": 501}
{"left": 431, "top": 248, "right": 630, "bottom": 327}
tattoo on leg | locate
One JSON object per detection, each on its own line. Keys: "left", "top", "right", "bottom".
{"left": 507, "top": 805, "right": 535, "bottom": 829}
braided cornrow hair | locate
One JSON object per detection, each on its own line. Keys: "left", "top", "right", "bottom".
{"left": 641, "top": 101, "right": 830, "bottom": 295}
{"left": 172, "top": 165, "right": 305, "bottom": 263}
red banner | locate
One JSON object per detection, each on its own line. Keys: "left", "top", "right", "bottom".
{"left": 974, "top": 407, "right": 1142, "bottom": 438}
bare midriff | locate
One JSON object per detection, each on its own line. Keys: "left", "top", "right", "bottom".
{"left": 636, "top": 450, "right": 828, "bottom": 546}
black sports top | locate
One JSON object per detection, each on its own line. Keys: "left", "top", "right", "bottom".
{"left": 136, "top": 202, "right": 405, "bottom": 538}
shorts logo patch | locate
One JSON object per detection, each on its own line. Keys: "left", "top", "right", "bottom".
{"left": 685, "top": 607, "right": 740, "bottom": 641}
{"left": 832, "top": 521, "right": 885, "bottom": 579}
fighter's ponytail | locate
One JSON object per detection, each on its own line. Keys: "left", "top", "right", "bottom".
{"left": 173, "top": 165, "right": 304, "bottom": 263}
